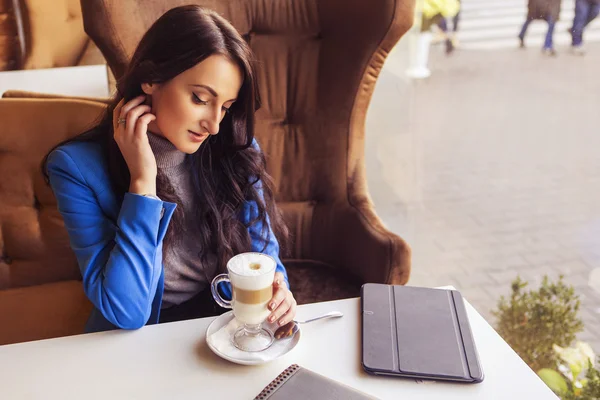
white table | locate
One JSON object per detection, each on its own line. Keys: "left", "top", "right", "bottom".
{"left": 0, "top": 297, "right": 558, "bottom": 399}
{"left": 0, "top": 65, "right": 110, "bottom": 98}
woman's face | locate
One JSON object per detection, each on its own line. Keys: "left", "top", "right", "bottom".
{"left": 142, "top": 54, "right": 244, "bottom": 154}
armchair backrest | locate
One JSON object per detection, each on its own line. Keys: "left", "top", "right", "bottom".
{"left": 81, "top": 0, "right": 414, "bottom": 205}
{"left": 0, "top": 98, "right": 106, "bottom": 288}
{"left": 21, "top": 0, "right": 90, "bottom": 69}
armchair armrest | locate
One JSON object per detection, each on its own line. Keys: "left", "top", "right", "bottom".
{"left": 0, "top": 280, "right": 92, "bottom": 345}
{"left": 2, "top": 89, "right": 111, "bottom": 104}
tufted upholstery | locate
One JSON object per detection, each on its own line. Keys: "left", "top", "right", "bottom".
{"left": 83, "top": 0, "right": 413, "bottom": 281}
{"left": 0, "top": 0, "right": 414, "bottom": 344}
{"left": 0, "top": 97, "right": 105, "bottom": 344}
{"left": 0, "top": 0, "right": 24, "bottom": 70}
{"left": 0, "top": 98, "right": 105, "bottom": 289}
{"left": 82, "top": 0, "right": 414, "bottom": 298}
{"left": 17, "top": 0, "right": 105, "bottom": 69}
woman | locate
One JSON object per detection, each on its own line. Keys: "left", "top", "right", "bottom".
{"left": 42, "top": 5, "right": 297, "bottom": 333}
{"left": 518, "top": 0, "right": 562, "bottom": 55}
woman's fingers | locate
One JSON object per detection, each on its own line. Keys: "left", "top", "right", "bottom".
{"left": 268, "top": 288, "right": 296, "bottom": 326}
{"left": 125, "top": 105, "right": 152, "bottom": 137}
{"left": 276, "top": 299, "right": 297, "bottom": 326}
{"left": 268, "top": 285, "right": 287, "bottom": 315}
{"left": 112, "top": 98, "right": 125, "bottom": 129}
{"left": 113, "top": 95, "right": 146, "bottom": 132}
{"left": 119, "top": 95, "right": 146, "bottom": 120}
{"left": 268, "top": 273, "right": 287, "bottom": 311}
{"left": 111, "top": 96, "right": 158, "bottom": 186}
{"left": 134, "top": 113, "right": 156, "bottom": 138}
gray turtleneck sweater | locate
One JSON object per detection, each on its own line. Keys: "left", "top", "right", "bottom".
{"left": 147, "top": 132, "right": 217, "bottom": 308}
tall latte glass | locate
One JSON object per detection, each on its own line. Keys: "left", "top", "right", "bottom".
{"left": 211, "top": 252, "right": 276, "bottom": 352}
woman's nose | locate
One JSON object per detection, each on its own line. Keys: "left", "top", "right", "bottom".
{"left": 203, "top": 108, "right": 222, "bottom": 135}
{"left": 205, "top": 122, "right": 219, "bottom": 135}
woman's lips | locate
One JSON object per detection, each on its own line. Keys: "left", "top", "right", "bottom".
{"left": 188, "top": 130, "right": 206, "bottom": 142}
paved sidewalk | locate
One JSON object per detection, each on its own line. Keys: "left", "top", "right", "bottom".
{"left": 366, "top": 40, "right": 600, "bottom": 352}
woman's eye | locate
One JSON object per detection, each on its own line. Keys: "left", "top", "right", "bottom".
{"left": 192, "top": 93, "right": 208, "bottom": 105}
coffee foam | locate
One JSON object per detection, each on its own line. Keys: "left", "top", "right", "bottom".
{"left": 228, "top": 253, "right": 275, "bottom": 290}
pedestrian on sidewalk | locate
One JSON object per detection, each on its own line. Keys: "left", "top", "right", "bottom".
{"left": 570, "top": 0, "right": 600, "bottom": 54}
{"left": 452, "top": 0, "right": 461, "bottom": 33}
{"left": 518, "top": 0, "right": 562, "bottom": 56}
{"left": 433, "top": 0, "right": 462, "bottom": 49}
{"left": 424, "top": 0, "right": 461, "bottom": 54}
{"left": 450, "top": 0, "right": 462, "bottom": 46}
{"left": 406, "top": 0, "right": 460, "bottom": 79}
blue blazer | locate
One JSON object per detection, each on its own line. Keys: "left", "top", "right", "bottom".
{"left": 46, "top": 139, "right": 288, "bottom": 333}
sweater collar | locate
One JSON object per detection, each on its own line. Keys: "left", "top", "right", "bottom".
{"left": 147, "top": 131, "right": 187, "bottom": 169}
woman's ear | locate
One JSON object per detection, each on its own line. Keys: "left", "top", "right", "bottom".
{"left": 141, "top": 83, "right": 155, "bottom": 95}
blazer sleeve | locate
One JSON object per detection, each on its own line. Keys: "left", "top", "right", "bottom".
{"left": 46, "top": 149, "right": 176, "bottom": 329}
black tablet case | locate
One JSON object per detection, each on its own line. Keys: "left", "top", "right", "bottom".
{"left": 361, "top": 283, "right": 484, "bottom": 383}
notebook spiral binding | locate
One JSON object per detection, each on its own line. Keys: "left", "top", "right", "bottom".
{"left": 253, "top": 364, "right": 301, "bottom": 400}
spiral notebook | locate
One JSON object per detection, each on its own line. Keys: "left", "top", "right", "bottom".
{"left": 253, "top": 364, "right": 377, "bottom": 400}
{"left": 361, "top": 283, "right": 484, "bottom": 383}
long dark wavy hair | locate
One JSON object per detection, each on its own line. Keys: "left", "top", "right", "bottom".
{"left": 42, "top": 5, "right": 287, "bottom": 273}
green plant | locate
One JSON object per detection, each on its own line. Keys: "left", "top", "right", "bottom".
{"left": 557, "top": 358, "right": 600, "bottom": 399}
{"left": 492, "top": 275, "right": 584, "bottom": 372}
{"left": 579, "top": 361, "right": 600, "bottom": 398}
{"left": 538, "top": 343, "right": 600, "bottom": 399}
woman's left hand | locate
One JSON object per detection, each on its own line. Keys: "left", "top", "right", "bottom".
{"left": 267, "top": 272, "right": 297, "bottom": 326}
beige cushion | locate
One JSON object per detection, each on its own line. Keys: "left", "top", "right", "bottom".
{"left": 0, "top": 98, "right": 106, "bottom": 290}
{"left": 22, "top": 0, "right": 89, "bottom": 68}
{"left": 0, "top": 280, "right": 92, "bottom": 345}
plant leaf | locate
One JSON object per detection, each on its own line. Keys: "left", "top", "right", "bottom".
{"left": 538, "top": 368, "right": 568, "bottom": 394}
{"left": 570, "top": 363, "right": 582, "bottom": 381}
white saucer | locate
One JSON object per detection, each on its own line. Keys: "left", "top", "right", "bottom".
{"left": 206, "top": 311, "right": 301, "bottom": 365}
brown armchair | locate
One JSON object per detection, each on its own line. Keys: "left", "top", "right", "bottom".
{"left": 2, "top": 0, "right": 106, "bottom": 70}
{"left": 0, "top": 97, "right": 104, "bottom": 344}
{"left": 0, "top": 0, "right": 413, "bottom": 345}
{"left": 82, "top": 0, "right": 413, "bottom": 303}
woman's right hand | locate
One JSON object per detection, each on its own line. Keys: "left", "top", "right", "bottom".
{"left": 113, "top": 95, "right": 158, "bottom": 195}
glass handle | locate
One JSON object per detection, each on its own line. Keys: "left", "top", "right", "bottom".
{"left": 211, "top": 273, "right": 233, "bottom": 309}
